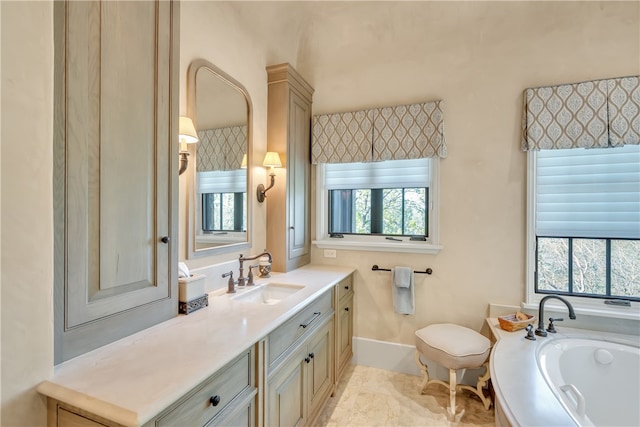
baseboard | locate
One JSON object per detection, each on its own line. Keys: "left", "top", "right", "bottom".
{"left": 352, "top": 336, "right": 485, "bottom": 386}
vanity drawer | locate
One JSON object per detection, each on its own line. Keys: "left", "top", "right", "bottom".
{"left": 337, "top": 275, "right": 353, "bottom": 300}
{"left": 268, "top": 290, "right": 333, "bottom": 367}
{"left": 157, "top": 348, "right": 253, "bottom": 427}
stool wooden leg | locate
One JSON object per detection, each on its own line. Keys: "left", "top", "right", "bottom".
{"left": 448, "top": 368, "right": 457, "bottom": 420}
{"left": 414, "top": 350, "right": 430, "bottom": 394}
{"left": 457, "top": 361, "right": 492, "bottom": 410}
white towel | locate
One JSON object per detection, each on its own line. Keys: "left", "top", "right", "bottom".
{"left": 392, "top": 266, "right": 415, "bottom": 315}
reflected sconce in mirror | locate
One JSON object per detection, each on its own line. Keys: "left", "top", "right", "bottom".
{"left": 256, "top": 152, "right": 282, "bottom": 203}
{"left": 178, "top": 116, "right": 199, "bottom": 175}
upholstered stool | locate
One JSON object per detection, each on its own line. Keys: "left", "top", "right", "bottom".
{"left": 415, "top": 323, "right": 492, "bottom": 421}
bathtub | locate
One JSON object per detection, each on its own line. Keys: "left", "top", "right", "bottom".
{"left": 489, "top": 320, "right": 640, "bottom": 427}
{"left": 537, "top": 337, "right": 639, "bottom": 427}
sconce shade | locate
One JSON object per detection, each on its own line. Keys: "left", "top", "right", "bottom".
{"left": 179, "top": 116, "right": 199, "bottom": 144}
{"left": 241, "top": 154, "right": 247, "bottom": 169}
{"left": 262, "top": 151, "right": 282, "bottom": 168}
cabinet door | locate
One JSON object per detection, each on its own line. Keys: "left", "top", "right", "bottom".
{"left": 307, "top": 319, "right": 334, "bottom": 419}
{"left": 267, "top": 346, "right": 307, "bottom": 427}
{"left": 337, "top": 295, "right": 354, "bottom": 378}
{"left": 54, "top": 0, "right": 178, "bottom": 363}
{"left": 287, "top": 89, "right": 311, "bottom": 263}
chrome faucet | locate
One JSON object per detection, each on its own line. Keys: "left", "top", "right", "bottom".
{"left": 535, "top": 295, "right": 576, "bottom": 337}
{"left": 237, "top": 251, "right": 272, "bottom": 287}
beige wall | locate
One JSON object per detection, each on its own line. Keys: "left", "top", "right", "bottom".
{"left": 1, "top": 1, "right": 638, "bottom": 426}
{"left": 301, "top": 0, "right": 640, "bottom": 343}
{"left": 1, "top": 1, "right": 54, "bottom": 426}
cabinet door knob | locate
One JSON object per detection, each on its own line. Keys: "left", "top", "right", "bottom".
{"left": 305, "top": 356, "right": 311, "bottom": 363}
{"left": 344, "top": 285, "right": 349, "bottom": 290}
{"left": 160, "top": 236, "right": 170, "bottom": 244}
{"left": 289, "top": 226, "right": 295, "bottom": 230}
{"left": 210, "top": 395, "right": 221, "bottom": 406}
{"left": 309, "top": 352, "right": 314, "bottom": 359}
{"left": 344, "top": 307, "right": 349, "bottom": 312}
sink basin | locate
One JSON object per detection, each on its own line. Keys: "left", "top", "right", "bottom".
{"left": 231, "top": 283, "right": 305, "bottom": 305}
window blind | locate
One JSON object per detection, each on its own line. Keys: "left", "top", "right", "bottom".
{"left": 325, "top": 158, "right": 431, "bottom": 190}
{"left": 197, "top": 169, "right": 247, "bottom": 194}
{"left": 536, "top": 145, "right": 640, "bottom": 238}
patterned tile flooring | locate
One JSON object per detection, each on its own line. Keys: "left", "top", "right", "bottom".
{"left": 315, "top": 365, "right": 495, "bottom": 427}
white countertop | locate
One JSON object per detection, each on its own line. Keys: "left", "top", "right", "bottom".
{"left": 487, "top": 317, "right": 639, "bottom": 427}
{"left": 38, "top": 265, "right": 355, "bottom": 426}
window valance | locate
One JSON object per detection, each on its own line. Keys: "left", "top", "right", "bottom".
{"left": 521, "top": 76, "right": 639, "bottom": 151}
{"left": 197, "top": 125, "right": 247, "bottom": 171}
{"left": 312, "top": 100, "right": 446, "bottom": 164}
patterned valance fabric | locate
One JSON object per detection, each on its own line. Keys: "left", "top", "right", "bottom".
{"left": 522, "top": 76, "right": 640, "bottom": 151}
{"left": 311, "top": 110, "right": 373, "bottom": 163}
{"left": 608, "top": 76, "right": 640, "bottom": 147}
{"left": 312, "top": 100, "right": 446, "bottom": 164}
{"left": 196, "top": 125, "right": 246, "bottom": 171}
{"left": 373, "top": 101, "right": 446, "bottom": 161}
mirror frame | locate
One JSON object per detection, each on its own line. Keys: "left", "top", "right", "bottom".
{"left": 186, "top": 59, "right": 252, "bottom": 258}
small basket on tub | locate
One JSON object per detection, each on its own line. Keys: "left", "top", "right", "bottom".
{"left": 498, "top": 312, "right": 536, "bottom": 332}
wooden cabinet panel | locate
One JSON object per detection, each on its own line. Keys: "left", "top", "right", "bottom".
{"left": 58, "top": 409, "right": 107, "bottom": 427}
{"left": 267, "top": 317, "right": 334, "bottom": 427}
{"left": 54, "top": 0, "right": 179, "bottom": 363}
{"left": 265, "top": 64, "right": 313, "bottom": 272}
{"left": 336, "top": 294, "right": 354, "bottom": 379}
{"left": 157, "top": 348, "right": 253, "bottom": 426}
{"left": 307, "top": 319, "right": 334, "bottom": 420}
{"left": 267, "top": 346, "right": 307, "bottom": 427}
{"left": 268, "top": 290, "right": 332, "bottom": 368}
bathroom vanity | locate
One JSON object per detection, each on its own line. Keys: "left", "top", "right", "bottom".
{"left": 38, "top": 265, "right": 355, "bottom": 427}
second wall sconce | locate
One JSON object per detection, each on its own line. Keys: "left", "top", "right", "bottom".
{"left": 256, "top": 152, "right": 282, "bottom": 203}
{"left": 178, "top": 116, "right": 199, "bottom": 175}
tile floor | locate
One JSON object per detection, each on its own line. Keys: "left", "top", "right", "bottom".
{"left": 315, "top": 365, "right": 495, "bottom": 427}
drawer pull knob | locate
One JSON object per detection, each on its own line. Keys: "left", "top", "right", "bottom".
{"left": 305, "top": 356, "right": 311, "bottom": 363}
{"left": 210, "top": 395, "right": 221, "bottom": 406}
{"left": 344, "top": 285, "right": 349, "bottom": 290}
{"left": 344, "top": 307, "right": 349, "bottom": 312}
{"left": 160, "top": 236, "right": 170, "bottom": 244}
{"left": 309, "top": 352, "right": 314, "bottom": 359}
{"left": 300, "top": 312, "right": 321, "bottom": 329}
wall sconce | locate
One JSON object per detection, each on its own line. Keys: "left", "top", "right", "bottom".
{"left": 178, "top": 116, "right": 198, "bottom": 175}
{"left": 256, "top": 152, "right": 282, "bottom": 203}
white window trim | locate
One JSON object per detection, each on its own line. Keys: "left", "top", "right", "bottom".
{"left": 525, "top": 151, "right": 640, "bottom": 320}
{"left": 312, "top": 159, "right": 442, "bottom": 254}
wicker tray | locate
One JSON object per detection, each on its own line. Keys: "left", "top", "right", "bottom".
{"left": 498, "top": 313, "right": 536, "bottom": 332}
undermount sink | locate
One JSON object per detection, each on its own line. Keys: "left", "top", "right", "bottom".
{"left": 231, "top": 283, "right": 305, "bottom": 305}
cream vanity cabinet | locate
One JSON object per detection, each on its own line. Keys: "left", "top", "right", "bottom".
{"left": 53, "top": 0, "right": 179, "bottom": 363}
{"left": 266, "top": 289, "right": 335, "bottom": 426}
{"left": 265, "top": 64, "right": 314, "bottom": 272}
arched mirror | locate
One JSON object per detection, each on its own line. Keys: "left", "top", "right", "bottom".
{"left": 186, "top": 59, "right": 251, "bottom": 257}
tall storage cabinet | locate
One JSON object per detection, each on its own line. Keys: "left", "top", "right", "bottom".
{"left": 265, "top": 64, "right": 314, "bottom": 272}
{"left": 53, "top": 0, "right": 179, "bottom": 363}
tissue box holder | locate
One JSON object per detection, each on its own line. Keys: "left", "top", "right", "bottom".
{"left": 179, "top": 274, "right": 208, "bottom": 315}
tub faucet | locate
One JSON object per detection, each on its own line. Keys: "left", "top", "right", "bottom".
{"left": 237, "top": 251, "right": 272, "bottom": 287}
{"left": 535, "top": 295, "right": 576, "bottom": 337}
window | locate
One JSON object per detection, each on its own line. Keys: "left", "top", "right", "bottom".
{"left": 528, "top": 145, "right": 640, "bottom": 304}
{"left": 315, "top": 158, "right": 441, "bottom": 253}
{"left": 202, "top": 192, "right": 246, "bottom": 232}
{"left": 197, "top": 169, "right": 246, "bottom": 234}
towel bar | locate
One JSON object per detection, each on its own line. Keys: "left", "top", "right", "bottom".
{"left": 371, "top": 265, "right": 433, "bottom": 275}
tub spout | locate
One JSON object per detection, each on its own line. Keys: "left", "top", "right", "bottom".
{"left": 535, "top": 295, "right": 576, "bottom": 337}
